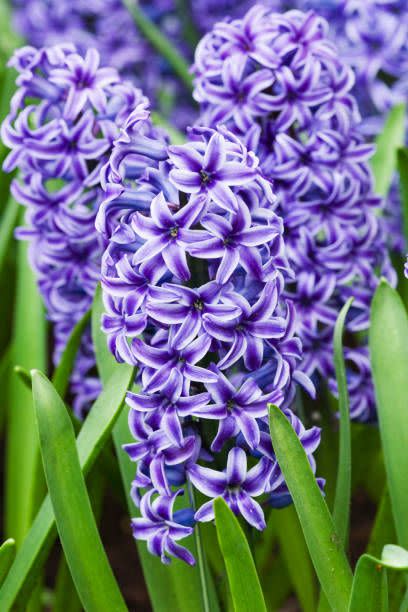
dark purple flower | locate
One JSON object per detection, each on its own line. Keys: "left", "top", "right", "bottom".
{"left": 189, "top": 447, "right": 273, "bottom": 530}
{"left": 131, "top": 490, "right": 195, "bottom": 566}
{"left": 168, "top": 131, "right": 258, "bottom": 213}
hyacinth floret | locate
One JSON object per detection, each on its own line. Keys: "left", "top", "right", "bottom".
{"left": 1, "top": 44, "right": 148, "bottom": 415}
{"left": 98, "top": 106, "right": 322, "bottom": 564}
{"left": 193, "top": 5, "right": 396, "bottom": 422}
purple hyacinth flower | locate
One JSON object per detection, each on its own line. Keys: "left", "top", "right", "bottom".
{"left": 203, "top": 367, "right": 284, "bottom": 450}
{"left": 131, "top": 490, "right": 195, "bottom": 566}
{"left": 146, "top": 281, "right": 241, "bottom": 351}
{"left": 131, "top": 192, "right": 206, "bottom": 281}
{"left": 50, "top": 48, "right": 118, "bottom": 119}
{"left": 168, "top": 131, "right": 257, "bottom": 213}
{"left": 188, "top": 200, "right": 282, "bottom": 284}
{"left": 189, "top": 447, "right": 273, "bottom": 530}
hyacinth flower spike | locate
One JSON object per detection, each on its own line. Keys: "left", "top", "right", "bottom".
{"left": 97, "top": 108, "right": 324, "bottom": 564}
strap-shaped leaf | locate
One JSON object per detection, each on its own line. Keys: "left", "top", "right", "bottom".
{"left": 349, "top": 544, "right": 408, "bottom": 611}
{"left": 0, "top": 540, "right": 15, "bottom": 587}
{"left": 398, "top": 147, "right": 408, "bottom": 245}
{"left": 371, "top": 104, "right": 406, "bottom": 197}
{"left": 0, "top": 197, "right": 19, "bottom": 280}
{"left": 5, "top": 240, "right": 47, "bottom": 546}
{"left": 332, "top": 298, "right": 353, "bottom": 546}
{"left": 349, "top": 554, "right": 388, "bottom": 612}
{"left": 269, "top": 405, "right": 352, "bottom": 612}
{"left": 214, "top": 497, "right": 266, "bottom": 612}
{"left": 369, "top": 280, "right": 408, "bottom": 549}
{"left": 0, "top": 362, "right": 134, "bottom": 609}
{"left": 32, "top": 370, "right": 127, "bottom": 612}
{"left": 52, "top": 309, "right": 91, "bottom": 397}
{"left": 276, "top": 506, "right": 316, "bottom": 612}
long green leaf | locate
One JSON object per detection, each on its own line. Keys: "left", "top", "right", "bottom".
{"left": 371, "top": 104, "right": 406, "bottom": 197}
{"left": 52, "top": 309, "right": 91, "bottom": 397}
{"left": 398, "top": 147, "right": 408, "bottom": 246}
{"left": 349, "top": 545, "right": 408, "bottom": 612}
{"left": 276, "top": 506, "right": 316, "bottom": 612}
{"left": 0, "top": 197, "right": 19, "bottom": 280}
{"left": 53, "top": 470, "right": 105, "bottom": 612}
{"left": 369, "top": 280, "right": 408, "bottom": 548}
{"left": 349, "top": 555, "right": 388, "bottom": 612}
{"left": 91, "top": 286, "right": 216, "bottom": 612}
{"left": 5, "top": 240, "right": 47, "bottom": 547}
{"left": 0, "top": 540, "right": 15, "bottom": 587}
{"left": 32, "top": 370, "right": 127, "bottom": 612}
{"left": 214, "top": 497, "right": 266, "bottom": 612}
{"left": 0, "top": 347, "right": 11, "bottom": 434}
{"left": 332, "top": 297, "right": 353, "bottom": 546}
{"left": 268, "top": 405, "right": 352, "bottom": 612}
{"left": 0, "top": 362, "right": 134, "bottom": 609}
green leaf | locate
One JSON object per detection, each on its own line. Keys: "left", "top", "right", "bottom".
{"left": 368, "top": 490, "right": 396, "bottom": 557}
{"left": 214, "top": 497, "right": 266, "bottom": 612}
{"left": 332, "top": 297, "right": 353, "bottom": 547}
{"left": 276, "top": 505, "right": 316, "bottom": 612}
{"left": 349, "top": 554, "right": 388, "bottom": 612}
{"left": 0, "top": 197, "right": 19, "bottom": 281}
{"left": 14, "top": 365, "right": 32, "bottom": 390}
{"left": 371, "top": 104, "right": 406, "bottom": 197}
{"left": 397, "top": 147, "right": 408, "bottom": 246}
{"left": 0, "top": 347, "right": 11, "bottom": 435}
{"left": 32, "top": 370, "right": 127, "bottom": 612}
{"left": 0, "top": 540, "right": 15, "bottom": 587}
{"left": 369, "top": 280, "right": 408, "bottom": 548}
{"left": 0, "top": 362, "right": 134, "bottom": 609}
{"left": 268, "top": 405, "right": 352, "bottom": 612}
{"left": 91, "top": 284, "right": 117, "bottom": 383}
{"left": 5, "top": 240, "right": 47, "bottom": 547}
{"left": 52, "top": 308, "right": 91, "bottom": 397}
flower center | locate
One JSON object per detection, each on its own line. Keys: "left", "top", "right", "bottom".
{"left": 194, "top": 299, "right": 204, "bottom": 311}
{"left": 200, "top": 170, "right": 211, "bottom": 185}
{"left": 170, "top": 226, "right": 179, "bottom": 238}
{"left": 226, "top": 399, "right": 235, "bottom": 411}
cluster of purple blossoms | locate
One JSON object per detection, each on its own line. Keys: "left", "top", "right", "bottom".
{"left": 11, "top": 1, "right": 276, "bottom": 129}
{"left": 275, "top": 0, "right": 408, "bottom": 254}
{"left": 11, "top": 0, "right": 194, "bottom": 128}
{"left": 1, "top": 44, "right": 147, "bottom": 415}
{"left": 98, "top": 106, "right": 323, "bottom": 564}
{"left": 283, "top": 0, "right": 408, "bottom": 129}
{"left": 193, "top": 5, "right": 396, "bottom": 422}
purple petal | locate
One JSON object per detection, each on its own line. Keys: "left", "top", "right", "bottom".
{"left": 188, "top": 464, "right": 226, "bottom": 497}
{"left": 226, "top": 447, "right": 247, "bottom": 486}
{"left": 236, "top": 493, "right": 266, "bottom": 530}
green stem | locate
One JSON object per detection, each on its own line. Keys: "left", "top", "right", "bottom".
{"left": 174, "top": 0, "right": 200, "bottom": 48}
{"left": 188, "top": 481, "right": 211, "bottom": 612}
{"left": 121, "top": 0, "right": 193, "bottom": 91}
